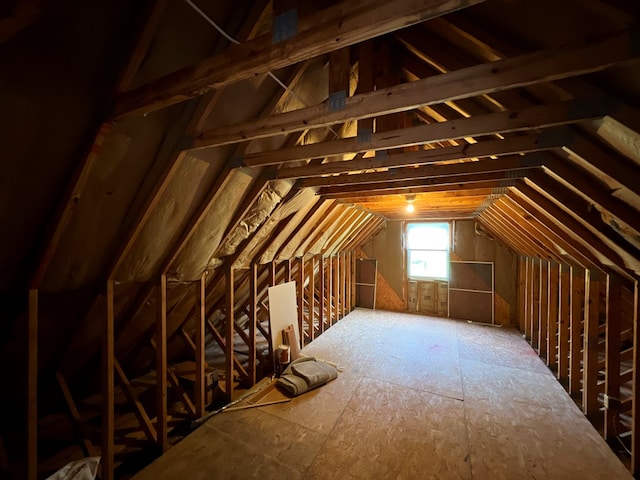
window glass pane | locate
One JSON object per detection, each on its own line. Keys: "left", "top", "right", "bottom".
{"left": 407, "top": 223, "right": 449, "bottom": 250}
{"left": 408, "top": 250, "right": 448, "bottom": 279}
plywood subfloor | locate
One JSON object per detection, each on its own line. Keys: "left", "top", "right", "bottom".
{"left": 133, "top": 308, "right": 631, "bottom": 480}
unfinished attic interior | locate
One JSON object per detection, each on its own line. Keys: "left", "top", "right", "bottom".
{"left": 2, "top": 0, "right": 640, "bottom": 477}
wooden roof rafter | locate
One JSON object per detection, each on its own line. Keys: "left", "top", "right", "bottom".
{"left": 509, "top": 186, "right": 633, "bottom": 280}
{"left": 114, "top": 0, "right": 487, "bottom": 119}
{"left": 525, "top": 173, "right": 640, "bottom": 273}
{"left": 493, "top": 195, "right": 597, "bottom": 268}
{"left": 236, "top": 98, "right": 615, "bottom": 168}
{"left": 192, "top": 26, "right": 639, "bottom": 149}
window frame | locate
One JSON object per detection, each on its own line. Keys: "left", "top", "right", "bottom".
{"left": 405, "top": 221, "right": 451, "bottom": 282}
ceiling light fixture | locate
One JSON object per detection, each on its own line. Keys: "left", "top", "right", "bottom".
{"left": 405, "top": 194, "right": 416, "bottom": 213}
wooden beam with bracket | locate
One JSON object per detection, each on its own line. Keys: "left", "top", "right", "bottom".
{"left": 240, "top": 99, "right": 615, "bottom": 168}
{"left": 115, "top": 0, "right": 487, "bottom": 119}
{"left": 193, "top": 26, "right": 638, "bottom": 148}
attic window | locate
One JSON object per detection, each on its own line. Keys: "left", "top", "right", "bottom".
{"left": 406, "top": 222, "right": 450, "bottom": 281}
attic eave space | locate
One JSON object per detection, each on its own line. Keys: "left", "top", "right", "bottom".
{"left": 168, "top": 168, "right": 258, "bottom": 282}
{"left": 6, "top": 0, "right": 640, "bottom": 478}
{"left": 216, "top": 179, "right": 293, "bottom": 257}
{"left": 115, "top": 149, "right": 229, "bottom": 284}
{"left": 236, "top": 187, "right": 319, "bottom": 268}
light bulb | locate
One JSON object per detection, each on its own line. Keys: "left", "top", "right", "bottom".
{"left": 406, "top": 203, "right": 415, "bottom": 213}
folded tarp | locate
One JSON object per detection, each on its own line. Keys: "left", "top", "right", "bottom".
{"left": 276, "top": 357, "right": 338, "bottom": 396}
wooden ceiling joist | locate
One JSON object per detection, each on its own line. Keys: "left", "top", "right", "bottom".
{"left": 321, "top": 179, "right": 508, "bottom": 199}
{"left": 336, "top": 187, "right": 494, "bottom": 204}
{"left": 277, "top": 129, "right": 567, "bottom": 179}
{"left": 239, "top": 98, "right": 615, "bottom": 167}
{"left": 114, "top": 0, "right": 486, "bottom": 119}
{"left": 301, "top": 154, "right": 543, "bottom": 188}
{"left": 319, "top": 170, "right": 522, "bottom": 197}
{"left": 193, "top": 25, "right": 639, "bottom": 148}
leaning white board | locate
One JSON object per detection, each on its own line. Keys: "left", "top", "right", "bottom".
{"left": 268, "top": 281, "right": 300, "bottom": 352}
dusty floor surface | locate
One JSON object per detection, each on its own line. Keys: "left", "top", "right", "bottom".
{"left": 133, "top": 308, "right": 631, "bottom": 479}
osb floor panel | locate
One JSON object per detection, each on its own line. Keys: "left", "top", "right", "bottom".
{"left": 133, "top": 308, "right": 631, "bottom": 480}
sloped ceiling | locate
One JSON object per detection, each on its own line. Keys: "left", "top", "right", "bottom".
{"left": 0, "top": 0, "right": 639, "bottom": 474}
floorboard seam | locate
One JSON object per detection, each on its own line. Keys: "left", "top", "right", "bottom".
{"left": 458, "top": 323, "right": 475, "bottom": 480}
{"left": 300, "top": 374, "right": 366, "bottom": 480}
{"left": 361, "top": 374, "right": 465, "bottom": 402}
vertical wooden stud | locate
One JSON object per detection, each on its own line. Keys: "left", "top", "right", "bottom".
{"left": 523, "top": 258, "right": 530, "bottom": 340}
{"left": 102, "top": 280, "right": 115, "bottom": 479}
{"left": 327, "top": 256, "right": 333, "bottom": 326}
{"left": 309, "top": 257, "right": 315, "bottom": 341}
{"left": 531, "top": 259, "right": 540, "bottom": 351}
{"left": 558, "top": 264, "right": 571, "bottom": 384}
{"left": 319, "top": 256, "right": 326, "bottom": 333}
{"left": 298, "top": 256, "right": 304, "bottom": 349}
{"left": 519, "top": 257, "right": 527, "bottom": 333}
{"left": 226, "top": 267, "right": 235, "bottom": 399}
{"left": 539, "top": 261, "right": 548, "bottom": 360}
{"left": 333, "top": 255, "right": 340, "bottom": 322}
{"left": 285, "top": 258, "right": 292, "bottom": 283}
{"left": 269, "top": 260, "right": 277, "bottom": 286}
{"left": 570, "top": 266, "right": 585, "bottom": 397}
{"left": 341, "top": 252, "right": 347, "bottom": 318}
{"left": 27, "top": 289, "right": 38, "bottom": 480}
{"left": 346, "top": 251, "right": 352, "bottom": 313}
{"left": 547, "top": 262, "right": 559, "bottom": 368}
{"left": 605, "top": 274, "right": 622, "bottom": 441}
{"left": 631, "top": 280, "right": 640, "bottom": 475}
{"left": 195, "top": 274, "right": 206, "bottom": 417}
{"left": 583, "top": 269, "right": 600, "bottom": 419}
{"left": 356, "top": 41, "right": 374, "bottom": 136}
{"left": 329, "top": 47, "right": 350, "bottom": 97}
{"left": 352, "top": 250, "right": 357, "bottom": 309}
{"left": 156, "top": 274, "right": 168, "bottom": 452}
{"left": 249, "top": 263, "right": 258, "bottom": 386}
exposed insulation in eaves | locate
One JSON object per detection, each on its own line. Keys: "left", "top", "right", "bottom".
{"left": 305, "top": 207, "right": 353, "bottom": 256}
{"left": 115, "top": 151, "right": 228, "bottom": 283}
{"left": 168, "top": 168, "right": 257, "bottom": 282}
{"left": 41, "top": 109, "right": 180, "bottom": 293}
{"left": 236, "top": 187, "right": 319, "bottom": 268}
{"left": 277, "top": 200, "right": 335, "bottom": 260}
{"left": 216, "top": 179, "right": 293, "bottom": 257}
{"left": 253, "top": 195, "right": 323, "bottom": 265}
{"left": 274, "top": 59, "right": 328, "bottom": 115}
